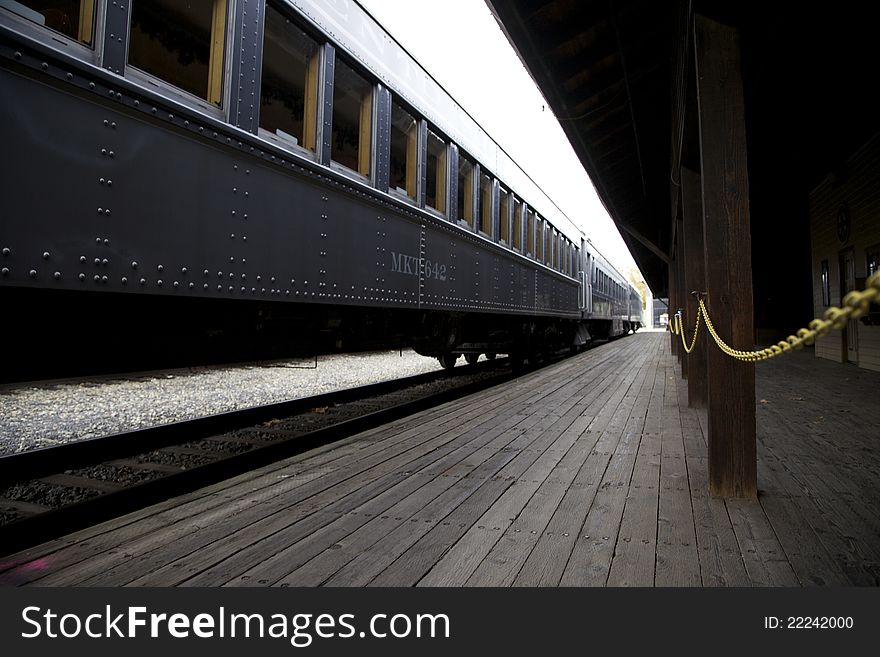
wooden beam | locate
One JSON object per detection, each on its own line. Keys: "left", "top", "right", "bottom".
{"left": 681, "top": 167, "right": 707, "bottom": 407}
{"left": 618, "top": 221, "right": 670, "bottom": 264}
{"left": 694, "top": 14, "right": 757, "bottom": 499}
{"left": 675, "top": 226, "right": 686, "bottom": 372}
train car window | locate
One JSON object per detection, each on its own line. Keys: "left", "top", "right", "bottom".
{"left": 426, "top": 129, "right": 447, "bottom": 213}
{"left": 129, "top": 0, "right": 228, "bottom": 106}
{"left": 332, "top": 56, "right": 373, "bottom": 177}
{"left": 498, "top": 187, "right": 510, "bottom": 244}
{"left": 479, "top": 173, "right": 492, "bottom": 236}
{"left": 259, "top": 2, "right": 320, "bottom": 152}
{"left": 526, "top": 210, "right": 535, "bottom": 256}
{"left": 512, "top": 198, "right": 523, "bottom": 252}
{"left": 3, "top": 0, "right": 95, "bottom": 45}
{"left": 457, "top": 153, "right": 475, "bottom": 224}
{"left": 535, "top": 217, "right": 544, "bottom": 262}
{"left": 389, "top": 100, "right": 417, "bottom": 198}
{"left": 820, "top": 259, "right": 830, "bottom": 306}
{"left": 543, "top": 224, "right": 551, "bottom": 266}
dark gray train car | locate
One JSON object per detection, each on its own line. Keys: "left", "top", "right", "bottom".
{"left": 0, "top": 0, "right": 638, "bottom": 379}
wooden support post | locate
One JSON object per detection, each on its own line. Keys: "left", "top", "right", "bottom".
{"left": 694, "top": 14, "right": 757, "bottom": 498}
{"left": 676, "top": 225, "right": 687, "bottom": 376}
{"left": 681, "top": 167, "right": 707, "bottom": 407}
{"left": 669, "top": 258, "right": 678, "bottom": 356}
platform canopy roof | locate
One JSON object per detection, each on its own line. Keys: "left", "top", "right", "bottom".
{"left": 487, "top": 0, "right": 879, "bottom": 299}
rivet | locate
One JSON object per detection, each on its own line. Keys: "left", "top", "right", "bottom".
{"left": 241, "top": 286, "right": 246, "bottom": 292}
{"left": 243, "top": 213, "right": 248, "bottom": 219}
{"left": 243, "top": 236, "right": 247, "bottom": 242}
{"left": 102, "top": 258, "right": 108, "bottom": 266}
{"left": 203, "top": 283, "right": 209, "bottom": 290}
{"left": 157, "top": 279, "right": 163, "bottom": 286}
{"left": 139, "top": 278, "right": 146, "bottom": 285}
{"left": 2, "top": 248, "right": 9, "bottom": 256}
{"left": 111, "top": 122, "right": 116, "bottom": 129}
{"left": 94, "top": 258, "right": 101, "bottom": 265}
{"left": 53, "top": 271, "right": 61, "bottom": 279}
{"left": 229, "top": 286, "right": 234, "bottom": 292}
{"left": 181, "top": 267, "right": 188, "bottom": 274}
{"left": 204, "top": 269, "right": 209, "bottom": 276}
{"left": 103, "top": 120, "right": 109, "bottom": 127}
{"left": 152, "top": 107, "right": 157, "bottom": 114}
{"left": 93, "top": 274, "right": 100, "bottom": 282}
{"left": 121, "top": 277, "right": 128, "bottom": 284}
{"left": 270, "top": 276, "right": 275, "bottom": 283}
{"left": 168, "top": 114, "right": 174, "bottom": 120}
{"left": 241, "top": 273, "right": 246, "bottom": 280}
{"left": 116, "top": 92, "right": 122, "bottom": 99}
{"left": 241, "top": 258, "right": 246, "bottom": 264}
{"left": 217, "top": 285, "right": 222, "bottom": 291}
{"left": 14, "top": 51, "right": 21, "bottom": 60}
{"left": 66, "top": 72, "right": 73, "bottom": 80}
{"left": 41, "top": 62, "right": 48, "bottom": 70}
{"left": 173, "top": 281, "right": 179, "bottom": 288}
{"left": 188, "top": 282, "right": 194, "bottom": 289}
{"left": 101, "top": 275, "right": 108, "bottom": 283}
{"left": 107, "top": 180, "right": 112, "bottom": 187}
{"left": 157, "top": 264, "right": 164, "bottom": 272}
{"left": 99, "top": 178, "right": 105, "bottom": 185}
{"left": 229, "top": 273, "right": 234, "bottom": 279}
{"left": 78, "top": 273, "right": 85, "bottom": 281}
{"left": 232, "top": 211, "right": 236, "bottom": 216}
{"left": 108, "top": 151, "right": 114, "bottom": 157}
{"left": 131, "top": 261, "right": 138, "bottom": 269}
{"left": 89, "top": 82, "right": 95, "bottom": 89}
{"left": 256, "top": 275, "right": 261, "bottom": 282}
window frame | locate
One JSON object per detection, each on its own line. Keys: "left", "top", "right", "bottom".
{"left": 425, "top": 125, "right": 448, "bottom": 216}
{"left": 328, "top": 52, "right": 374, "bottom": 182}
{"left": 257, "top": 0, "right": 323, "bottom": 160}
{"left": 125, "top": 0, "right": 231, "bottom": 117}
{"left": 820, "top": 259, "right": 830, "bottom": 307}
{"left": 387, "top": 96, "right": 419, "bottom": 202}
{"left": 512, "top": 198, "right": 523, "bottom": 252}
{"left": 456, "top": 150, "right": 476, "bottom": 228}
{"left": 498, "top": 186, "right": 510, "bottom": 245}
{"left": 1, "top": 0, "right": 102, "bottom": 63}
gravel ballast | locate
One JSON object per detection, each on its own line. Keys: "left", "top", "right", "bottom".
{"left": 0, "top": 350, "right": 447, "bottom": 455}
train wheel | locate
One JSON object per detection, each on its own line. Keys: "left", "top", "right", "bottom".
{"left": 439, "top": 352, "right": 459, "bottom": 370}
{"left": 464, "top": 353, "right": 480, "bottom": 365}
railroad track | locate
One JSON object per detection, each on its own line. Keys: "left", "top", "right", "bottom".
{"left": 0, "top": 355, "right": 544, "bottom": 557}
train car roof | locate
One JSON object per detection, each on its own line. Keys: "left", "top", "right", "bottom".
{"left": 291, "top": 0, "right": 590, "bottom": 245}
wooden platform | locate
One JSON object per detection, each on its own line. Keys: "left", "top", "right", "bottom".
{"left": 1, "top": 332, "right": 878, "bottom": 586}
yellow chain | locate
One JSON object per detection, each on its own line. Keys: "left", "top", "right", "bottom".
{"left": 673, "top": 309, "right": 700, "bottom": 354}
{"left": 665, "top": 271, "right": 880, "bottom": 363}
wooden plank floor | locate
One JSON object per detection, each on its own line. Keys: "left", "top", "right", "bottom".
{"left": 1, "top": 332, "right": 878, "bottom": 587}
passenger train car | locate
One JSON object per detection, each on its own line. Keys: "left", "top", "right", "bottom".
{"left": 0, "top": 0, "right": 641, "bottom": 378}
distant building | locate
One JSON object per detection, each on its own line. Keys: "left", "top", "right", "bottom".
{"left": 809, "top": 133, "right": 880, "bottom": 372}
